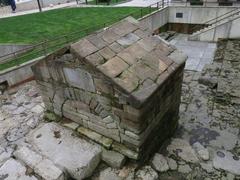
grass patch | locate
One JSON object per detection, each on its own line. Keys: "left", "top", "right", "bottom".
{"left": 0, "top": 7, "right": 146, "bottom": 44}
{"left": 0, "top": 6, "right": 156, "bottom": 71}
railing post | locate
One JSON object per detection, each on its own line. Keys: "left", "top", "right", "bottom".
{"left": 36, "top": 0, "right": 42, "bottom": 12}
{"left": 162, "top": 0, "right": 164, "bottom": 8}
{"left": 42, "top": 42, "right": 47, "bottom": 56}
{"left": 157, "top": 2, "right": 159, "bottom": 9}
{"left": 65, "top": 36, "right": 69, "bottom": 44}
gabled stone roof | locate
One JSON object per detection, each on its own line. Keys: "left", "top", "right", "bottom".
{"left": 70, "top": 17, "right": 186, "bottom": 107}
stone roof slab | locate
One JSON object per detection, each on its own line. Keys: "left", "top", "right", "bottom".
{"left": 71, "top": 39, "right": 98, "bottom": 58}
{"left": 98, "top": 56, "right": 129, "bottom": 78}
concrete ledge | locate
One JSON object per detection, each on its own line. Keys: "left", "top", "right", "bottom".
{"left": 0, "top": 56, "right": 44, "bottom": 86}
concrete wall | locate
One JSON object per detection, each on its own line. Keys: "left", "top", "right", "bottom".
{"left": 0, "top": 57, "right": 42, "bottom": 86}
{"left": 168, "top": 6, "right": 238, "bottom": 24}
{"left": 139, "top": 7, "right": 169, "bottom": 32}
{"left": 0, "top": 44, "right": 32, "bottom": 64}
{"left": 189, "top": 15, "right": 240, "bottom": 41}
{"left": 139, "top": 6, "right": 238, "bottom": 32}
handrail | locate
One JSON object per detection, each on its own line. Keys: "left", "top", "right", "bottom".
{"left": 0, "top": 0, "right": 167, "bottom": 70}
{"left": 192, "top": 8, "right": 240, "bottom": 36}
{"left": 211, "top": 8, "right": 240, "bottom": 25}
{"left": 191, "top": 7, "right": 240, "bottom": 32}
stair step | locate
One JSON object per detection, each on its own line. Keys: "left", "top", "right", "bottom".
{"left": 27, "top": 123, "right": 102, "bottom": 180}
{"left": 14, "top": 146, "right": 64, "bottom": 180}
{"left": 0, "top": 158, "right": 38, "bottom": 180}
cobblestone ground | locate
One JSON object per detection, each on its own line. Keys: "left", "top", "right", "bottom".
{"left": 0, "top": 81, "right": 44, "bottom": 157}
{"left": 0, "top": 39, "right": 239, "bottom": 179}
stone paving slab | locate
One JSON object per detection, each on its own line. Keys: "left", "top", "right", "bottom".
{"left": 27, "top": 122, "right": 102, "bottom": 179}
{"left": 169, "top": 34, "right": 217, "bottom": 72}
{"left": 0, "top": 158, "right": 37, "bottom": 180}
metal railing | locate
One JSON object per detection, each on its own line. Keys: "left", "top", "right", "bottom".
{"left": 191, "top": 7, "right": 240, "bottom": 35}
{"left": 0, "top": 1, "right": 166, "bottom": 71}
{"left": 2, "top": 0, "right": 240, "bottom": 71}
{"left": 191, "top": 7, "right": 240, "bottom": 33}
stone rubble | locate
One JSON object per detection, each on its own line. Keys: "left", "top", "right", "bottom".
{"left": 135, "top": 166, "right": 158, "bottom": 180}
{"left": 213, "top": 150, "right": 240, "bottom": 176}
{"left": 0, "top": 38, "right": 239, "bottom": 179}
{"left": 102, "top": 149, "right": 126, "bottom": 168}
{"left": 167, "top": 138, "right": 199, "bottom": 163}
{"left": 28, "top": 123, "right": 102, "bottom": 180}
{"left": 0, "top": 158, "right": 38, "bottom": 180}
{"left": 14, "top": 146, "right": 64, "bottom": 180}
{"left": 192, "top": 142, "right": 210, "bottom": 161}
{"left": 151, "top": 153, "right": 169, "bottom": 172}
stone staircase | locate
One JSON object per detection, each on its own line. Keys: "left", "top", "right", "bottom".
{"left": 189, "top": 9, "right": 240, "bottom": 41}
{"left": 4, "top": 122, "right": 102, "bottom": 180}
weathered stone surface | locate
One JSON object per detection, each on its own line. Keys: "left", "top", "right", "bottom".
{"left": 86, "top": 52, "right": 105, "bottom": 66}
{"left": 112, "top": 17, "right": 138, "bottom": 36}
{"left": 151, "top": 153, "right": 169, "bottom": 172}
{"left": 77, "top": 126, "right": 113, "bottom": 149}
{"left": 28, "top": 123, "right": 101, "bottom": 179}
{"left": 61, "top": 119, "right": 79, "bottom": 130}
{"left": 200, "top": 162, "right": 214, "bottom": 173}
{"left": 102, "top": 149, "right": 126, "bottom": 168}
{"left": 198, "top": 76, "right": 218, "bottom": 89}
{"left": 6, "top": 124, "right": 30, "bottom": 142}
{"left": 168, "top": 50, "right": 187, "bottom": 65}
{"left": 135, "top": 166, "right": 158, "bottom": 180}
{"left": 0, "top": 158, "right": 37, "bottom": 180}
{"left": 117, "top": 33, "right": 140, "bottom": 47}
{"left": 112, "top": 142, "right": 138, "bottom": 160}
{"left": 167, "top": 138, "right": 199, "bottom": 163}
{"left": 114, "top": 70, "right": 140, "bottom": 93}
{"left": 178, "top": 164, "right": 192, "bottom": 174}
{"left": 34, "top": 159, "right": 64, "bottom": 180}
{"left": 63, "top": 68, "right": 95, "bottom": 92}
{"left": 99, "top": 167, "right": 121, "bottom": 180}
{"left": 14, "top": 146, "right": 43, "bottom": 168}
{"left": 213, "top": 150, "right": 240, "bottom": 175}
{"left": 99, "top": 47, "right": 116, "bottom": 60}
{"left": 98, "top": 56, "right": 129, "bottom": 78}
{"left": 31, "top": 17, "right": 185, "bottom": 162}
{"left": 167, "top": 157, "right": 178, "bottom": 170}
{"left": 14, "top": 146, "right": 64, "bottom": 180}
{"left": 117, "top": 43, "right": 147, "bottom": 64}
{"left": 192, "top": 142, "right": 209, "bottom": 161}
{"left": 109, "top": 42, "right": 124, "bottom": 53}
{"left": 71, "top": 39, "right": 98, "bottom": 58}
{"left": 87, "top": 34, "right": 107, "bottom": 49}
{"left": 137, "top": 36, "right": 161, "bottom": 52}
{"left": 102, "top": 29, "right": 120, "bottom": 44}
{"left": 210, "top": 130, "right": 238, "bottom": 150}
{"left": 128, "top": 61, "right": 159, "bottom": 82}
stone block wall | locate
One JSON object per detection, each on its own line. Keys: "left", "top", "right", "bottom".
{"left": 32, "top": 17, "right": 186, "bottom": 161}
{"left": 32, "top": 46, "right": 185, "bottom": 161}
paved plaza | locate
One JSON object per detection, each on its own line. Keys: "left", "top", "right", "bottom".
{"left": 170, "top": 34, "right": 217, "bottom": 72}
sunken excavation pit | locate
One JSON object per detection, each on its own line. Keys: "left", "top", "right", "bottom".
{"left": 31, "top": 17, "right": 187, "bottom": 162}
